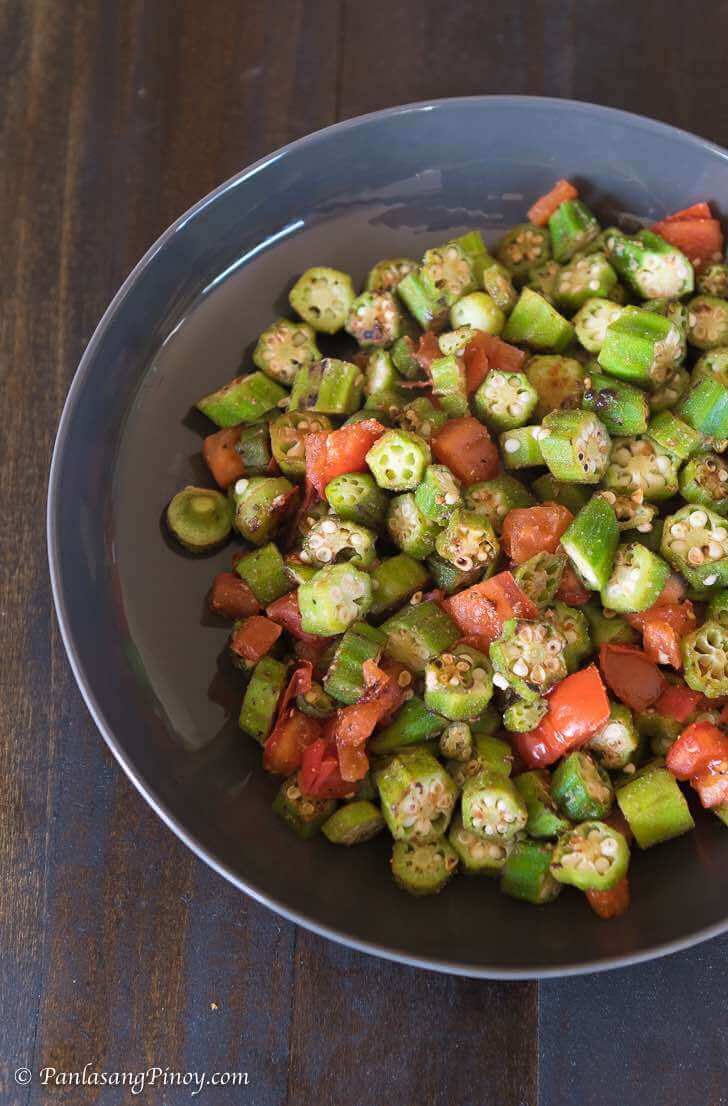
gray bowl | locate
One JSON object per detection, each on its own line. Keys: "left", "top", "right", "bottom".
{"left": 48, "top": 96, "right": 728, "bottom": 977}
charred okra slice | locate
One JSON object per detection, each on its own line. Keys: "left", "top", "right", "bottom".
{"left": 503, "top": 697, "right": 549, "bottom": 734}
{"left": 500, "top": 425, "right": 547, "bottom": 470}
{"left": 323, "top": 622, "right": 385, "bottom": 704}
{"left": 235, "top": 542, "right": 292, "bottom": 606}
{"left": 448, "top": 813, "right": 514, "bottom": 876}
{"left": 439, "top": 721, "right": 474, "bottom": 762}
{"left": 554, "top": 252, "right": 617, "bottom": 313}
{"left": 424, "top": 645, "right": 493, "bottom": 721}
{"left": 573, "top": 297, "right": 624, "bottom": 353}
{"left": 582, "top": 371, "right": 649, "bottom": 436}
{"left": 560, "top": 496, "right": 619, "bottom": 591}
{"left": 682, "top": 621, "right": 728, "bottom": 696}
{"left": 429, "top": 354, "right": 468, "bottom": 416}
{"left": 370, "top": 696, "right": 447, "bottom": 755}
{"left": 604, "top": 228, "right": 694, "bottom": 299}
{"left": 503, "top": 288, "right": 575, "bottom": 352}
{"left": 525, "top": 355, "right": 585, "bottom": 419}
{"left": 231, "top": 475, "right": 296, "bottom": 545}
{"left": 586, "top": 703, "right": 640, "bottom": 771}
{"left": 450, "top": 291, "right": 505, "bottom": 335}
{"left": 376, "top": 750, "right": 458, "bottom": 843}
{"left": 464, "top": 475, "right": 535, "bottom": 532}
{"left": 549, "top": 199, "right": 600, "bottom": 262}
{"left": 197, "top": 372, "right": 286, "bottom": 427}
{"left": 474, "top": 370, "right": 539, "bottom": 431}
{"left": 387, "top": 493, "right": 440, "bottom": 559}
{"left": 598, "top": 307, "right": 683, "bottom": 390}
{"left": 551, "top": 821, "right": 629, "bottom": 890}
{"left": 678, "top": 376, "right": 728, "bottom": 441}
{"left": 366, "top": 257, "right": 418, "bottom": 293}
{"left": 301, "top": 516, "right": 377, "bottom": 569}
{"left": 483, "top": 259, "right": 519, "bottom": 313}
{"left": 647, "top": 410, "right": 702, "bottom": 461}
{"left": 166, "top": 486, "right": 233, "bottom": 552}
{"left": 368, "top": 554, "right": 429, "bottom": 616}
{"left": 239, "top": 656, "right": 289, "bottom": 743}
{"left": 552, "top": 752, "right": 614, "bottom": 821}
{"left": 600, "top": 542, "right": 670, "bottom": 614}
{"left": 686, "top": 294, "right": 728, "bottom": 350}
{"left": 325, "top": 471, "right": 389, "bottom": 530}
{"left": 496, "top": 223, "right": 551, "bottom": 283}
{"left": 414, "top": 464, "right": 462, "bottom": 526}
{"left": 604, "top": 436, "right": 679, "bottom": 502}
{"left": 381, "top": 600, "right": 460, "bottom": 672}
{"left": 345, "top": 291, "right": 403, "bottom": 348}
{"left": 398, "top": 396, "right": 448, "bottom": 440}
{"left": 680, "top": 453, "right": 728, "bottom": 517}
{"left": 289, "top": 266, "right": 355, "bottom": 334}
{"left": 253, "top": 318, "right": 321, "bottom": 385}
{"left": 583, "top": 602, "right": 638, "bottom": 647}
{"left": 661, "top": 504, "right": 728, "bottom": 589}
{"left": 514, "top": 770, "right": 571, "bottom": 839}
{"left": 321, "top": 801, "right": 385, "bottom": 845}
{"left": 543, "top": 601, "right": 592, "bottom": 672}
{"left": 397, "top": 271, "right": 449, "bottom": 330}
{"left": 697, "top": 262, "right": 728, "bottom": 298}
{"left": 539, "top": 410, "right": 611, "bottom": 484}
{"left": 462, "top": 771, "right": 528, "bottom": 840}
{"left": 434, "top": 509, "right": 500, "bottom": 575}
{"left": 289, "top": 358, "right": 363, "bottom": 415}
{"left": 270, "top": 411, "right": 332, "bottom": 479}
{"left": 489, "top": 619, "right": 568, "bottom": 702}
{"left": 366, "top": 429, "right": 431, "bottom": 491}
{"left": 616, "top": 766, "right": 694, "bottom": 847}
{"left": 425, "top": 553, "right": 480, "bottom": 595}
{"left": 649, "top": 367, "right": 690, "bottom": 413}
{"left": 298, "top": 563, "right": 373, "bottom": 636}
{"left": 273, "top": 777, "right": 337, "bottom": 839}
{"left": 500, "top": 840, "right": 562, "bottom": 904}
{"left": 391, "top": 838, "right": 459, "bottom": 895}
{"left": 514, "top": 551, "right": 566, "bottom": 606}
{"left": 532, "top": 473, "right": 590, "bottom": 514}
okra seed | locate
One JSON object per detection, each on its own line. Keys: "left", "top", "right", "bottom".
{"left": 714, "top": 527, "right": 728, "bottom": 541}
{"left": 504, "top": 438, "right": 519, "bottom": 453}
{"left": 689, "top": 510, "right": 708, "bottom": 529}
{"left": 704, "top": 574, "right": 718, "bottom": 586}
{"left": 708, "top": 542, "right": 724, "bottom": 560}
{"left": 594, "top": 857, "right": 611, "bottom": 875}
{"left": 688, "top": 547, "right": 705, "bottom": 566}
{"left": 493, "top": 673, "right": 510, "bottom": 689}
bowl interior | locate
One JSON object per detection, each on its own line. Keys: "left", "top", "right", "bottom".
{"left": 50, "top": 98, "right": 728, "bottom": 975}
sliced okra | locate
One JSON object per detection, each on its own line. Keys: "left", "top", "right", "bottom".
{"left": 539, "top": 410, "right": 611, "bottom": 483}
{"left": 600, "top": 542, "right": 670, "bottom": 614}
{"left": 582, "top": 371, "right": 649, "bottom": 436}
{"left": 489, "top": 618, "right": 568, "bottom": 702}
{"left": 642, "top": 296, "right": 689, "bottom": 363}
{"left": 500, "top": 840, "right": 562, "bottom": 904}
{"left": 289, "top": 357, "right": 363, "bottom": 415}
{"left": 434, "top": 508, "right": 500, "bottom": 575}
{"left": 503, "top": 287, "right": 575, "bottom": 352}
{"left": 500, "top": 425, "right": 547, "bottom": 470}
{"left": 426, "top": 550, "right": 481, "bottom": 594}
{"left": 447, "top": 733, "right": 514, "bottom": 790}
{"left": 421, "top": 239, "right": 479, "bottom": 305}
{"left": 273, "top": 777, "right": 337, "bottom": 839}
{"left": 398, "top": 396, "right": 448, "bottom": 440}
{"left": 697, "top": 262, "right": 728, "bottom": 298}
{"left": 595, "top": 489, "right": 657, "bottom": 535}
{"left": 298, "top": 562, "right": 373, "bottom": 636}
{"left": 451, "top": 229, "right": 490, "bottom": 277}
{"left": 573, "top": 297, "right": 624, "bottom": 353}
{"left": 531, "top": 473, "right": 590, "bottom": 514}
{"left": 231, "top": 475, "right": 296, "bottom": 545}
{"left": 693, "top": 348, "right": 728, "bottom": 389}
{"left": 549, "top": 199, "right": 601, "bottom": 262}
{"left": 391, "top": 838, "right": 459, "bottom": 895}
{"left": 514, "top": 769, "right": 571, "bottom": 839}
{"left": 369, "top": 696, "right": 447, "bottom": 755}
{"left": 660, "top": 504, "right": 728, "bottom": 589}
{"left": 649, "top": 367, "right": 690, "bottom": 413}
{"left": 197, "top": 372, "right": 286, "bottom": 427}
{"left": 552, "top": 752, "right": 614, "bottom": 821}
{"left": 686, "top": 294, "right": 728, "bottom": 350}
{"left": 368, "top": 554, "right": 429, "bottom": 616}
{"left": 587, "top": 702, "right": 640, "bottom": 771}
{"left": 376, "top": 749, "right": 458, "bottom": 843}
{"left": 598, "top": 307, "right": 683, "bottom": 390}
{"left": 514, "top": 551, "right": 566, "bottom": 607}
{"left": 302, "top": 515, "right": 377, "bottom": 569}
{"left": 325, "top": 471, "right": 389, "bottom": 530}
{"left": 321, "top": 801, "right": 385, "bottom": 845}
{"left": 364, "top": 349, "right": 404, "bottom": 397}
{"left": 235, "top": 541, "right": 292, "bottom": 606}
{"left": 678, "top": 376, "right": 728, "bottom": 441}
{"left": 604, "top": 228, "right": 694, "bottom": 300}
{"left": 543, "top": 601, "right": 592, "bottom": 672}
{"left": 387, "top": 493, "right": 440, "bottom": 559}
{"left": 647, "top": 410, "right": 702, "bottom": 461}
{"left": 297, "top": 683, "right": 336, "bottom": 719}
{"left": 635, "top": 709, "right": 682, "bottom": 757}
{"left": 166, "top": 486, "right": 233, "bottom": 553}
{"left": 414, "top": 464, "right": 463, "bottom": 526}
{"left": 708, "top": 589, "right": 728, "bottom": 629}
{"left": 239, "top": 656, "right": 289, "bottom": 744}
{"left": 381, "top": 600, "right": 460, "bottom": 672}
{"left": 284, "top": 556, "right": 317, "bottom": 587}
{"left": 438, "top": 325, "right": 478, "bottom": 356}
{"left": 616, "top": 766, "right": 694, "bottom": 848}
{"left": 270, "top": 411, "right": 332, "bottom": 479}
{"left": 461, "top": 771, "right": 528, "bottom": 840}
{"left": 551, "top": 821, "right": 629, "bottom": 890}
{"left": 439, "top": 721, "right": 474, "bottom": 762}
{"left": 323, "top": 621, "right": 385, "bottom": 704}
{"left": 390, "top": 334, "right": 425, "bottom": 380}
{"left": 526, "top": 259, "right": 561, "bottom": 303}
{"left": 235, "top": 422, "right": 274, "bottom": 475}
{"left": 289, "top": 266, "right": 355, "bottom": 334}
{"left": 525, "top": 355, "right": 585, "bottom": 419}
{"left": 464, "top": 474, "right": 535, "bottom": 532}
{"left": 682, "top": 620, "right": 728, "bottom": 697}
{"left": 483, "top": 259, "right": 519, "bottom": 313}
{"left": 503, "top": 697, "right": 549, "bottom": 734}
{"left": 366, "top": 428, "right": 431, "bottom": 491}
{"left": 448, "top": 813, "right": 514, "bottom": 876}
{"left": 474, "top": 370, "right": 539, "bottom": 431}
{"left": 496, "top": 223, "right": 551, "bottom": 283}
{"left": 345, "top": 290, "right": 403, "bottom": 348}
{"left": 252, "top": 318, "right": 321, "bottom": 385}
{"left": 397, "top": 271, "right": 449, "bottom": 330}
{"left": 429, "top": 354, "right": 468, "bottom": 416}
{"left": 560, "top": 495, "right": 619, "bottom": 591}
{"left": 583, "top": 601, "right": 638, "bottom": 647}
{"left": 604, "top": 436, "right": 679, "bottom": 502}
{"left": 424, "top": 645, "right": 493, "bottom": 721}
{"left": 450, "top": 291, "right": 505, "bottom": 335}
{"left": 366, "top": 257, "right": 418, "bottom": 293}
{"left": 554, "top": 252, "right": 617, "bottom": 313}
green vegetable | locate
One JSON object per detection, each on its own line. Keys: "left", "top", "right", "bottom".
{"left": 381, "top": 600, "right": 460, "bottom": 672}
{"left": 682, "top": 621, "right": 728, "bottom": 697}
{"left": 197, "top": 372, "right": 286, "bottom": 427}
{"left": 345, "top": 290, "right": 403, "bottom": 348}
{"left": 368, "top": 555, "right": 429, "bottom": 616}
{"left": 448, "top": 813, "right": 514, "bottom": 876}
{"left": 429, "top": 354, "right": 468, "bottom": 416}
{"left": 253, "top": 317, "right": 321, "bottom": 385}
{"left": 425, "top": 552, "right": 480, "bottom": 595}
{"left": 551, "top": 821, "right": 629, "bottom": 890}
{"left": 693, "top": 348, "right": 728, "bottom": 388}
{"left": 560, "top": 495, "right": 619, "bottom": 590}
{"left": 231, "top": 475, "right": 296, "bottom": 545}
{"left": 302, "top": 515, "right": 376, "bottom": 569}
{"left": 503, "top": 697, "right": 549, "bottom": 733}
{"left": 604, "top": 436, "right": 679, "bottom": 502}
{"left": 514, "top": 551, "right": 566, "bottom": 606}
{"left": 483, "top": 260, "right": 518, "bottom": 313}
{"left": 582, "top": 371, "right": 649, "bottom": 436}
{"left": 489, "top": 618, "right": 568, "bottom": 702}
{"left": 500, "top": 425, "right": 546, "bottom": 470}
{"left": 166, "top": 486, "right": 233, "bottom": 552}
{"left": 503, "top": 287, "right": 575, "bottom": 352}
{"left": 450, "top": 291, "right": 505, "bottom": 334}
{"left": 366, "top": 257, "right": 418, "bottom": 293}
{"left": 461, "top": 771, "right": 528, "bottom": 840}
{"left": 539, "top": 410, "right": 611, "bottom": 483}
{"left": 370, "top": 697, "right": 447, "bottom": 755}
{"left": 235, "top": 542, "right": 292, "bottom": 606}
{"left": 679, "top": 453, "right": 728, "bottom": 518}
{"left": 598, "top": 307, "right": 683, "bottom": 391}
{"left": 414, "top": 464, "right": 463, "bottom": 525}
{"left": 397, "top": 271, "right": 449, "bottom": 330}
{"left": 573, "top": 297, "right": 624, "bottom": 353}
{"left": 474, "top": 370, "right": 539, "bottom": 431}
{"left": 678, "top": 376, "right": 728, "bottom": 441}
{"left": 660, "top": 504, "right": 728, "bottom": 590}
{"left": 270, "top": 411, "right": 330, "bottom": 479}
{"left": 649, "top": 367, "right": 690, "bottom": 413}
{"left": 531, "top": 473, "right": 590, "bottom": 514}
{"left": 273, "top": 777, "right": 337, "bottom": 839}
{"left": 391, "top": 838, "right": 459, "bottom": 895}
{"left": 514, "top": 770, "right": 571, "bottom": 839}
{"left": 525, "top": 355, "right": 585, "bottom": 419}
{"left": 235, "top": 422, "right": 274, "bottom": 475}
{"left": 583, "top": 602, "right": 638, "bottom": 647}
{"left": 424, "top": 644, "right": 493, "bottom": 721}
{"left": 321, "top": 801, "right": 385, "bottom": 845}
{"left": 647, "top": 410, "right": 702, "bottom": 461}
{"left": 434, "top": 508, "right": 499, "bottom": 575}
{"left": 464, "top": 474, "right": 535, "bottom": 531}
{"left": 289, "top": 266, "right": 355, "bottom": 333}
{"left": 554, "top": 252, "right": 617, "bottom": 313}
{"left": 616, "top": 766, "right": 694, "bottom": 848}
{"left": 600, "top": 542, "right": 670, "bottom": 613}
{"left": 604, "top": 228, "right": 693, "bottom": 300}
{"left": 587, "top": 703, "right": 640, "bottom": 771}
{"left": 543, "top": 601, "right": 592, "bottom": 672}
{"left": 399, "top": 396, "right": 448, "bottom": 439}
{"left": 376, "top": 749, "right": 458, "bottom": 842}
{"left": 366, "top": 429, "right": 431, "bottom": 491}
{"left": 549, "top": 199, "right": 600, "bottom": 262}
{"left": 686, "top": 294, "right": 728, "bottom": 350}
{"left": 325, "top": 471, "right": 389, "bottom": 530}
{"left": 697, "top": 263, "right": 728, "bottom": 299}
{"left": 323, "top": 622, "right": 385, "bottom": 704}
{"left": 501, "top": 840, "right": 562, "bottom": 904}
{"left": 239, "top": 656, "right": 288, "bottom": 744}
{"left": 387, "top": 493, "right": 440, "bottom": 559}
{"left": 496, "top": 223, "right": 551, "bottom": 282}
{"left": 298, "top": 563, "right": 373, "bottom": 636}
{"left": 438, "top": 722, "right": 474, "bottom": 762}
{"left": 289, "top": 357, "right": 363, "bottom": 415}
{"left": 552, "top": 751, "right": 614, "bottom": 821}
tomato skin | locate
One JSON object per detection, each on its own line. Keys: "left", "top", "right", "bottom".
{"left": 263, "top": 710, "right": 322, "bottom": 776}
{"left": 501, "top": 503, "right": 573, "bottom": 564}
{"left": 431, "top": 417, "right": 500, "bottom": 484}
{"left": 203, "top": 426, "right": 246, "bottom": 488}
{"left": 555, "top": 563, "right": 590, "bottom": 606}
{"left": 513, "top": 665, "right": 609, "bottom": 768}
{"left": 415, "top": 331, "right": 443, "bottom": 373}
{"left": 693, "top": 765, "right": 728, "bottom": 809}
{"left": 209, "top": 572, "right": 260, "bottom": 619}
{"left": 511, "top": 718, "right": 561, "bottom": 769}
{"left": 305, "top": 419, "right": 385, "bottom": 496}
{"left": 230, "top": 615, "right": 282, "bottom": 664}
{"left": 599, "top": 644, "right": 665, "bottom": 712}
{"left": 586, "top": 878, "right": 631, "bottom": 919}
{"left": 443, "top": 572, "right": 537, "bottom": 648}
{"left": 654, "top": 683, "right": 703, "bottom": 724}
{"left": 651, "top": 217, "right": 724, "bottom": 272}
{"left": 299, "top": 739, "right": 356, "bottom": 798}
{"left": 481, "top": 571, "right": 539, "bottom": 621}
{"left": 463, "top": 340, "right": 489, "bottom": 394}
{"left": 660, "top": 202, "right": 712, "bottom": 222}
{"left": 465, "top": 331, "right": 526, "bottom": 375}
{"left": 666, "top": 722, "right": 728, "bottom": 780}
{"left": 527, "top": 179, "right": 578, "bottom": 226}
{"left": 331, "top": 661, "right": 408, "bottom": 782}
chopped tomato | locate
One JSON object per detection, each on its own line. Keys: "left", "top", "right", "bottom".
{"left": 599, "top": 644, "right": 665, "bottom": 712}
{"left": 628, "top": 600, "right": 695, "bottom": 669}
{"left": 431, "top": 417, "right": 499, "bottom": 484}
{"left": 654, "top": 683, "right": 703, "bottom": 724}
{"left": 527, "top": 179, "right": 578, "bottom": 226}
{"left": 586, "top": 878, "right": 631, "bottom": 920}
{"left": 512, "top": 665, "right": 610, "bottom": 768}
{"left": 693, "top": 765, "right": 728, "bottom": 809}
{"left": 501, "top": 502, "right": 573, "bottom": 564}
{"left": 466, "top": 331, "right": 526, "bottom": 374}
{"left": 266, "top": 591, "right": 334, "bottom": 646}
{"left": 463, "top": 341, "right": 489, "bottom": 395}
{"left": 305, "top": 419, "right": 386, "bottom": 497}
{"left": 293, "top": 636, "right": 335, "bottom": 669}
{"left": 481, "top": 571, "right": 539, "bottom": 621}
{"left": 202, "top": 426, "right": 246, "bottom": 488}
{"left": 331, "top": 661, "right": 407, "bottom": 782}
{"left": 299, "top": 738, "right": 356, "bottom": 799}
{"left": 443, "top": 572, "right": 536, "bottom": 650}
{"left": 263, "top": 710, "right": 321, "bottom": 776}
{"left": 511, "top": 718, "right": 562, "bottom": 770}
{"left": 666, "top": 721, "right": 728, "bottom": 780}
{"left": 659, "top": 202, "right": 713, "bottom": 222}
{"left": 230, "top": 616, "right": 282, "bottom": 664}
{"left": 415, "top": 331, "right": 442, "bottom": 373}
{"left": 555, "top": 563, "right": 590, "bottom": 606}
{"left": 650, "top": 218, "right": 724, "bottom": 272}
{"left": 208, "top": 572, "right": 260, "bottom": 620}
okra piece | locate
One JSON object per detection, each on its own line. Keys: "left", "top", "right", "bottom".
{"left": 552, "top": 752, "right": 614, "bottom": 821}
{"left": 604, "top": 436, "right": 679, "bottom": 502}
{"left": 554, "top": 252, "right": 617, "bottom": 313}
{"left": 697, "top": 262, "right": 728, "bottom": 298}
{"left": 543, "top": 601, "right": 592, "bottom": 672}
{"left": 600, "top": 542, "right": 670, "bottom": 614}
{"left": 514, "top": 770, "right": 571, "bottom": 839}
{"left": 429, "top": 354, "right": 468, "bottom": 416}
{"left": 366, "top": 429, "right": 431, "bottom": 491}
{"left": 425, "top": 553, "right": 481, "bottom": 595}
{"left": 397, "top": 271, "right": 449, "bottom": 330}
{"left": 252, "top": 317, "right": 321, "bottom": 385}
{"left": 197, "top": 372, "right": 286, "bottom": 427}
{"left": 390, "top": 334, "right": 424, "bottom": 380}
{"left": 686, "top": 294, "right": 728, "bottom": 350}
{"left": 289, "top": 358, "right": 363, "bottom": 415}
{"left": 598, "top": 489, "right": 658, "bottom": 536}
{"left": 551, "top": 821, "right": 629, "bottom": 891}
{"left": 391, "top": 838, "right": 459, "bottom": 895}
{"left": 678, "top": 376, "right": 728, "bottom": 441}
{"left": 235, "top": 541, "right": 292, "bottom": 606}
{"left": 539, "top": 410, "right": 611, "bottom": 483}
{"left": 682, "top": 621, "right": 728, "bottom": 697}
{"left": 525, "top": 355, "right": 585, "bottom": 419}
{"left": 660, "top": 504, "right": 728, "bottom": 589}
{"left": 531, "top": 473, "right": 590, "bottom": 514}
{"left": 501, "top": 840, "right": 562, "bottom": 904}
{"left": 448, "top": 813, "right": 514, "bottom": 876}
{"left": 489, "top": 618, "right": 568, "bottom": 702}
{"left": 235, "top": 421, "right": 274, "bottom": 475}
{"left": 381, "top": 599, "right": 460, "bottom": 672}
{"left": 514, "top": 551, "right": 566, "bottom": 606}
{"left": 424, "top": 644, "right": 493, "bottom": 721}
{"left": 231, "top": 475, "right": 296, "bottom": 545}
{"left": 549, "top": 199, "right": 600, "bottom": 262}
{"left": 583, "top": 601, "right": 639, "bottom": 647}
{"left": 298, "top": 563, "right": 373, "bottom": 636}
{"left": 503, "top": 697, "right": 549, "bottom": 734}
{"left": 399, "top": 396, "right": 448, "bottom": 440}
{"left": 604, "top": 228, "right": 694, "bottom": 299}
{"left": 649, "top": 367, "right": 690, "bottom": 413}
{"left": 345, "top": 290, "right": 403, "bottom": 348}
{"left": 496, "top": 223, "right": 551, "bottom": 283}
{"left": 270, "top": 411, "right": 332, "bottom": 479}
{"left": 693, "top": 348, "right": 728, "bottom": 389}
{"left": 642, "top": 297, "right": 689, "bottom": 362}
{"left": 414, "top": 464, "right": 463, "bottom": 526}
{"left": 503, "top": 287, "right": 575, "bottom": 352}
{"left": 387, "top": 493, "right": 440, "bottom": 559}
{"left": 297, "top": 682, "right": 336, "bottom": 719}
{"left": 560, "top": 495, "right": 619, "bottom": 590}
{"left": 598, "top": 307, "right": 683, "bottom": 390}
{"left": 464, "top": 475, "right": 535, "bottom": 532}
{"left": 166, "top": 486, "right": 233, "bottom": 552}
{"left": 461, "top": 771, "right": 528, "bottom": 840}
{"left": 376, "top": 749, "right": 458, "bottom": 842}
{"left": 483, "top": 259, "right": 519, "bottom": 313}
{"left": 368, "top": 554, "right": 430, "bottom": 616}
{"left": 438, "top": 326, "right": 477, "bottom": 356}
{"left": 707, "top": 589, "right": 728, "bottom": 629}
{"left": 452, "top": 230, "right": 491, "bottom": 276}
{"left": 582, "top": 371, "right": 649, "bottom": 436}
{"left": 323, "top": 621, "right": 385, "bottom": 704}
{"left": 573, "top": 297, "right": 624, "bottom": 353}
{"left": 450, "top": 291, "right": 505, "bottom": 335}
{"left": 301, "top": 516, "right": 377, "bottom": 569}
{"left": 321, "top": 800, "right": 385, "bottom": 845}
{"left": 587, "top": 702, "right": 640, "bottom": 771}
{"left": 500, "top": 425, "right": 547, "bottom": 470}
{"left": 447, "top": 733, "right": 514, "bottom": 790}
{"left": 325, "top": 471, "right": 389, "bottom": 530}
{"left": 366, "top": 257, "right": 418, "bottom": 293}
{"left": 273, "top": 777, "right": 337, "bottom": 839}
{"left": 635, "top": 709, "right": 683, "bottom": 757}
{"left": 439, "top": 721, "right": 474, "bottom": 762}
{"left": 364, "top": 349, "right": 405, "bottom": 398}
{"left": 646, "top": 410, "right": 702, "bottom": 462}
{"left": 239, "top": 655, "right": 288, "bottom": 744}
{"left": 616, "top": 766, "right": 694, "bottom": 848}
{"left": 421, "top": 237, "right": 481, "bottom": 302}
{"left": 370, "top": 696, "right": 447, "bottom": 755}
{"left": 474, "top": 370, "right": 539, "bottom": 431}
{"left": 526, "top": 260, "right": 561, "bottom": 303}
{"left": 289, "top": 266, "right": 355, "bottom": 334}
{"left": 434, "top": 508, "right": 499, "bottom": 575}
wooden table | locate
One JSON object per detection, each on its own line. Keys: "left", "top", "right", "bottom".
{"left": 2, "top": 2, "right": 728, "bottom": 1103}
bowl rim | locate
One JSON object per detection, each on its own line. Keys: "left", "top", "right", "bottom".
{"left": 47, "top": 94, "right": 728, "bottom": 978}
